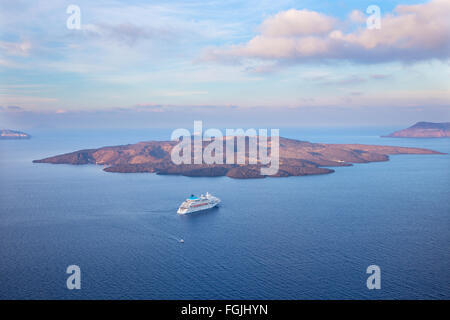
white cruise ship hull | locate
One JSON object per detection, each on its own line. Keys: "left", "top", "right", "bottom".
{"left": 177, "top": 193, "right": 220, "bottom": 214}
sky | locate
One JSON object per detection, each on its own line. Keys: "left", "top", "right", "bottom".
{"left": 0, "top": 0, "right": 449, "bottom": 128}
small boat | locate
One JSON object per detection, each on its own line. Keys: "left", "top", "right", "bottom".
{"left": 179, "top": 239, "right": 184, "bottom": 243}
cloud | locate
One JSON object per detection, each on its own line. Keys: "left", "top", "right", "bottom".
{"left": 82, "top": 23, "right": 172, "bottom": 46}
{"left": 348, "top": 10, "right": 366, "bottom": 24}
{"left": 0, "top": 58, "right": 24, "bottom": 68}
{"left": 308, "top": 74, "right": 391, "bottom": 86}
{"left": 323, "top": 75, "right": 367, "bottom": 86}
{"left": 244, "top": 63, "right": 279, "bottom": 74}
{"left": 160, "top": 90, "right": 208, "bottom": 97}
{"left": 1, "top": 105, "right": 25, "bottom": 112}
{"left": 203, "top": 0, "right": 450, "bottom": 65}
{"left": 132, "top": 104, "right": 165, "bottom": 112}
{"left": 0, "top": 95, "right": 58, "bottom": 108}
{"left": 3, "top": 103, "right": 449, "bottom": 129}
{"left": 260, "top": 9, "right": 336, "bottom": 37}
{"left": 370, "top": 74, "right": 390, "bottom": 80}
{"left": 0, "top": 40, "right": 32, "bottom": 56}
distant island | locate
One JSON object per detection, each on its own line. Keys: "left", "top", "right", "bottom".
{"left": 33, "top": 136, "right": 443, "bottom": 179}
{"left": 383, "top": 122, "right": 450, "bottom": 138}
{"left": 0, "top": 129, "right": 31, "bottom": 139}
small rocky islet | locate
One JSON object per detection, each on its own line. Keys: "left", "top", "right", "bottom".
{"left": 383, "top": 122, "right": 450, "bottom": 138}
{"left": 0, "top": 129, "right": 31, "bottom": 139}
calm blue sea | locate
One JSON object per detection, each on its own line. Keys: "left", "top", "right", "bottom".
{"left": 0, "top": 127, "right": 449, "bottom": 299}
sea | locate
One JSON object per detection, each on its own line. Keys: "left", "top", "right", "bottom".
{"left": 0, "top": 127, "right": 449, "bottom": 299}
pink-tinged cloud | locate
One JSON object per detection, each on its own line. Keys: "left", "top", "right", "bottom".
{"left": 0, "top": 40, "right": 32, "bottom": 56}
{"left": 203, "top": 0, "right": 450, "bottom": 65}
{"left": 348, "top": 10, "right": 366, "bottom": 24}
{"left": 260, "top": 9, "right": 336, "bottom": 37}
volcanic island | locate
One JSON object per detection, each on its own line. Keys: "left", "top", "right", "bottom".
{"left": 383, "top": 122, "right": 450, "bottom": 138}
{"left": 32, "top": 136, "right": 444, "bottom": 179}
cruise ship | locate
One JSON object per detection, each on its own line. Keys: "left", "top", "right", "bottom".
{"left": 177, "top": 192, "right": 221, "bottom": 214}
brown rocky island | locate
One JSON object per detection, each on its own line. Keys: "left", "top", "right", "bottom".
{"left": 32, "top": 136, "right": 443, "bottom": 179}
{"left": 383, "top": 122, "right": 450, "bottom": 138}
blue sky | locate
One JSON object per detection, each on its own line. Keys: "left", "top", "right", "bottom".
{"left": 0, "top": 0, "right": 449, "bottom": 128}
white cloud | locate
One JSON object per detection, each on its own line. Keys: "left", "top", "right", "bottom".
{"left": 204, "top": 0, "right": 450, "bottom": 65}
